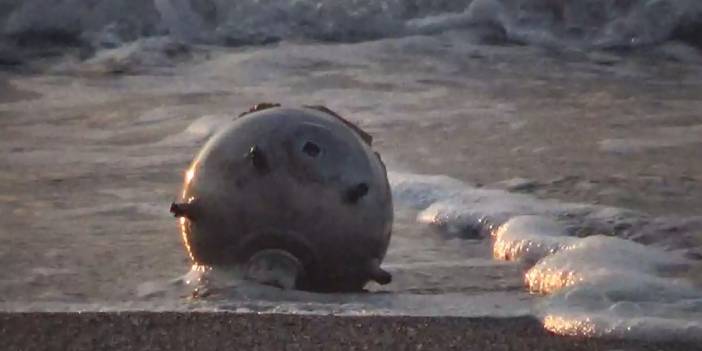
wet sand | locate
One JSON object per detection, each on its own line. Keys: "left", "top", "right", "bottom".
{"left": 0, "top": 73, "right": 40, "bottom": 102}
{"left": 0, "top": 312, "right": 696, "bottom": 350}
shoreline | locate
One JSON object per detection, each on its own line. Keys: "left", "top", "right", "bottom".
{"left": 1, "top": 312, "right": 695, "bottom": 350}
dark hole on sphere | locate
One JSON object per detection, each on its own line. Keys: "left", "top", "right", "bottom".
{"left": 302, "top": 141, "right": 321, "bottom": 157}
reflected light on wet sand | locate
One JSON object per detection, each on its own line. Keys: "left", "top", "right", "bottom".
{"left": 543, "top": 315, "right": 598, "bottom": 337}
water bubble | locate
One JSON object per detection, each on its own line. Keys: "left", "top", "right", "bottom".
{"left": 608, "top": 301, "right": 643, "bottom": 318}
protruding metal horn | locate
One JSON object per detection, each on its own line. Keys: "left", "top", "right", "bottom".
{"left": 245, "top": 144, "right": 270, "bottom": 173}
{"left": 368, "top": 258, "right": 392, "bottom": 285}
{"left": 238, "top": 102, "right": 281, "bottom": 117}
{"left": 170, "top": 202, "right": 196, "bottom": 220}
{"left": 343, "top": 182, "right": 369, "bottom": 204}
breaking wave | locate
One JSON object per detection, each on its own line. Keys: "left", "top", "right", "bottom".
{"left": 2, "top": 0, "right": 702, "bottom": 52}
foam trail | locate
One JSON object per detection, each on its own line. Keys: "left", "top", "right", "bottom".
{"left": 492, "top": 216, "right": 575, "bottom": 264}
{"left": 390, "top": 171, "right": 702, "bottom": 341}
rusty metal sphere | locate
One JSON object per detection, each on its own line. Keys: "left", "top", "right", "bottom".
{"left": 171, "top": 104, "right": 393, "bottom": 292}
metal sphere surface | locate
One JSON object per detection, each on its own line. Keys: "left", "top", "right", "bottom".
{"left": 172, "top": 105, "right": 393, "bottom": 292}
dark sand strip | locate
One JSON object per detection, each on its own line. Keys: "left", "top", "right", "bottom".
{"left": 0, "top": 312, "right": 695, "bottom": 350}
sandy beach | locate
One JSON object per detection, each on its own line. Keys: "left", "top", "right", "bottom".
{"left": 2, "top": 312, "right": 698, "bottom": 350}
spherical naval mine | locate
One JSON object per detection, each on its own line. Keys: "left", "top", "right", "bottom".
{"left": 171, "top": 104, "right": 393, "bottom": 292}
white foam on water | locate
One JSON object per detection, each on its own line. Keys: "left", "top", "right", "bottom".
{"left": 541, "top": 312, "right": 702, "bottom": 341}
{"left": 538, "top": 272, "right": 702, "bottom": 341}
{"left": 80, "top": 37, "right": 195, "bottom": 73}
{"left": 525, "top": 234, "right": 702, "bottom": 341}
{"left": 525, "top": 236, "right": 691, "bottom": 294}
{"left": 0, "top": 288, "right": 533, "bottom": 317}
{"left": 130, "top": 264, "right": 532, "bottom": 317}
{"left": 390, "top": 171, "right": 702, "bottom": 341}
{"left": 3, "top": 0, "right": 702, "bottom": 50}
{"left": 391, "top": 171, "right": 605, "bottom": 236}
{"left": 492, "top": 216, "right": 575, "bottom": 263}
